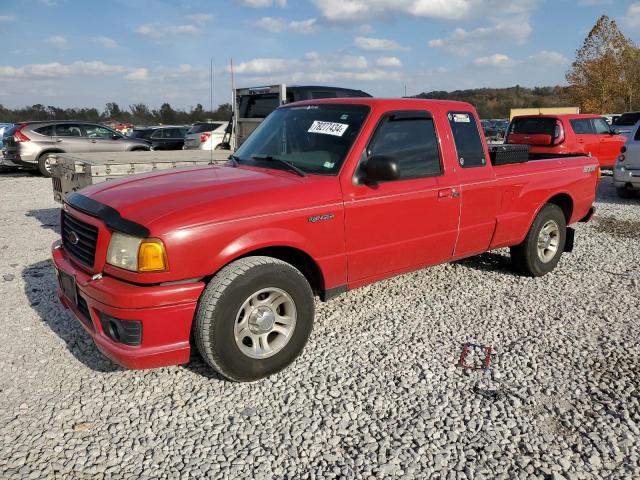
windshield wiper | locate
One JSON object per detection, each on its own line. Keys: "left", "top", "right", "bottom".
{"left": 250, "top": 154, "right": 307, "bottom": 177}
{"left": 228, "top": 154, "right": 241, "bottom": 167}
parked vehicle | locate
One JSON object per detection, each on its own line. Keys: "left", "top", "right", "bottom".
{"left": 0, "top": 122, "right": 16, "bottom": 168}
{"left": 52, "top": 98, "right": 598, "bottom": 381}
{"left": 611, "top": 112, "right": 640, "bottom": 135}
{"left": 234, "top": 84, "right": 371, "bottom": 147}
{"left": 183, "top": 122, "right": 229, "bottom": 151}
{"left": 128, "top": 126, "right": 189, "bottom": 150}
{"left": 505, "top": 114, "right": 625, "bottom": 168}
{"left": 3, "top": 121, "right": 150, "bottom": 177}
{"left": 614, "top": 121, "right": 640, "bottom": 198}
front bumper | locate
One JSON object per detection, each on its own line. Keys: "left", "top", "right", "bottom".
{"left": 51, "top": 241, "right": 205, "bottom": 369}
{"left": 613, "top": 164, "right": 640, "bottom": 190}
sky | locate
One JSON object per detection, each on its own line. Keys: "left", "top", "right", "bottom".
{"left": 0, "top": 0, "right": 639, "bottom": 110}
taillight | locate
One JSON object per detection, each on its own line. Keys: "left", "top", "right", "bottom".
{"left": 552, "top": 120, "right": 565, "bottom": 145}
{"left": 14, "top": 124, "right": 30, "bottom": 142}
{"left": 621, "top": 145, "right": 627, "bottom": 153}
{"left": 200, "top": 132, "right": 211, "bottom": 143}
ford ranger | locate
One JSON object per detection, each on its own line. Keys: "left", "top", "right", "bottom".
{"left": 52, "top": 98, "right": 598, "bottom": 382}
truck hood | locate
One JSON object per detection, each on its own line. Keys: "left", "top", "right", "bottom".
{"left": 80, "top": 165, "right": 340, "bottom": 233}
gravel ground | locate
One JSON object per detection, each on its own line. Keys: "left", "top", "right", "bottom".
{"left": 0, "top": 172, "right": 638, "bottom": 479}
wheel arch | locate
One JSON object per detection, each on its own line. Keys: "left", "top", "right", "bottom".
{"left": 544, "top": 192, "right": 574, "bottom": 224}
{"left": 37, "top": 149, "right": 65, "bottom": 160}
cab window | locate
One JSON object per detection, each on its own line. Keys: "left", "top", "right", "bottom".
{"left": 448, "top": 112, "right": 486, "bottom": 168}
{"left": 592, "top": 118, "right": 611, "bottom": 134}
{"left": 570, "top": 119, "right": 594, "bottom": 134}
{"left": 367, "top": 111, "right": 442, "bottom": 180}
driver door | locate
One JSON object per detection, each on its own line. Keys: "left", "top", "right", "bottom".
{"left": 342, "top": 110, "right": 460, "bottom": 284}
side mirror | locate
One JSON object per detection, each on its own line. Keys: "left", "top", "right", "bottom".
{"left": 610, "top": 127, "right": 619, "bottom": 135}
{"left": 364, "top": 155, "right": 399, "bottom": 183}
{"left": 112, "top": 134, "right": 121, "bottom": 140}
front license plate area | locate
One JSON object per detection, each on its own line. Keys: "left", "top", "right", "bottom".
{"left": 59, "top": 270, "right": 77, "bottom": 306}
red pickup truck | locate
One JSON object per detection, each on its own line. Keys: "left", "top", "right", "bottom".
{"left": 505, "top": 114, "right": 625, "bottom": 168}
{"left": 52, "top": 98, "right": 598, "bottom": 381}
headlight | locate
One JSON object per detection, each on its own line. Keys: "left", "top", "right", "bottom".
{"left": 106, "top": 232, "right": 167, "bottom": 272}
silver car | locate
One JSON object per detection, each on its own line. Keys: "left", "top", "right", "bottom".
{"left": 183, "top": 121, "right": 229, "bottom": 150}
{"left": 613, "top": 121, "right": 640, "bottom": 198}
{"left": 2, "top": 121, "right": 150, "bottom": 177}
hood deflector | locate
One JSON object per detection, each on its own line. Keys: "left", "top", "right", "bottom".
{"left": 65, "top": 192, "right": 150, "bottom": 237}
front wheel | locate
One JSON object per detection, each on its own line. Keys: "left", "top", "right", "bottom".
{"left": 510, "top": 204, "right": 567, "bottom": 277}
{"left": 193, "top": 256, "right": 314, "bottom": 381}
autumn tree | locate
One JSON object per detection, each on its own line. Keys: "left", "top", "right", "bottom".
{"left": 566, "top": 15, "right": 640, "bottom": 113}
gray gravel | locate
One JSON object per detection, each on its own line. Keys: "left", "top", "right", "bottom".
{"left": 0, "top": 171, "right": 638, "bottom": 479}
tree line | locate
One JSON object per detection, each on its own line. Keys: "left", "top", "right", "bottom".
{"left": 0, "top": 102, "right": 232, "bottom": 125}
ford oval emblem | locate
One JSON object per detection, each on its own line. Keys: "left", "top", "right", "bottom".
{"left": 68, "top": 231, "right": 79, "bottom": 245}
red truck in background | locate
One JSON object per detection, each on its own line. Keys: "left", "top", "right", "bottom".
{"left": 52, "top": 98, "right": 598, "bottom": 382}
{"left": 505, "top": 113, "right": 626, "bottom": 168}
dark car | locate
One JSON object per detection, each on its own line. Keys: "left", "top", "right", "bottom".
{"left": 128, "top": 126, "right": 189, "bottom": 151}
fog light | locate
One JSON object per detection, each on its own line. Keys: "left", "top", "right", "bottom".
{"left": 98, "top": 312, "right": 142, "bottom": 346}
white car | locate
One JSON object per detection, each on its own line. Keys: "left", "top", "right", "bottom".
{"left": 613, "top": 121, "right": 640, "bottom": 198}
{"left": 183, "top": 122, "right": 229, "bottom": 150}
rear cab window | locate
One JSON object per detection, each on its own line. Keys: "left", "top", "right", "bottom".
{"left": 448, "top": 112, "right": 486, "bottom": 168}
{"left": 366, "top": 111, "right": 442, "bottom": 180}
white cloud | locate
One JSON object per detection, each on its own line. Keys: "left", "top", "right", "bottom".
{"left": 625, "top": 3, "right": 640, "bottom": 29}
{"left": 428, "top": 19, "right": 532, "bottom": 56}
{"left": 376, "top": 56, "right": 403, "bottom": 68}
{"left": 577, "top": 0, "right": 612, "bottom": 5}
{"left": 312, "top": 0, "right": 537, "bottom": 22}
{"left": 229, "top": 51, "right": 399, "bottom": 84}
{"left": 528, "top": 50, "right": 568, "bottom": 65}
{"left": 0, "top": 61, "right": 129, "bottom": 78}
{"left": 355, "top": 36, "right": 408, "bottom": 51}
{"left": 92, "top": 36, "right": 117, "bottom": 48}
{"left": 472, "top": 53, "right": 514, "bottom": 68}
{"left": 0, "top": 15, "right": 16, "bottom": 21}
{"left": 184, "top": 13, "right": 214, "bottom": 25}
{"left": 46, "top": 35, "right": 67, "bottom": 49}
{"left": 241, "top": 0, "right": 286, "bottom": 7}
{"left": 253, "top": 17, "right": 318, "bottom": 33}
{"left": 134, "top": 23, "right": 199, "bottom": 38}
{"left": 124, "top": 68, "right": 149, "bottom": 81}
{"left": 233, "top": 58, "right": 295, "bottom": 74}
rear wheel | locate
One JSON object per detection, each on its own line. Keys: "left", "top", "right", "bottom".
{"left": 616, "top": 186, "right": 637, "bottom": 199}
{"left": 510, "top": 204, "right": 567, "bottom": 277}
{"left": 37, "top": 153, "right": 56, "bottom": 178}
{"left": 194, "top": 256, "right": 314, "bottom": 382}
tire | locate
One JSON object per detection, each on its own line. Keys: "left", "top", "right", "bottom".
{"left": 37, "top": 153, "right": 56, "bottom": 178}
{"left": 194, "top": 256, "right": 314, "bottom": 382}
{"left": 510, "top": 204, "right": 567, "bottom": 277}
{"left": 616, "top": 186, "right": 636, "bottom": 199}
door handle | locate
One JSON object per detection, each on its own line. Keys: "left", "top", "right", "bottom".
{"left": 55, "top": 139, "right": 63, "bottom": 143}
{"left": 438, "top": 188, "right": 460, "bottom": 199}
{"left": 91, "top": 140, "right": 97, "bottom": 143}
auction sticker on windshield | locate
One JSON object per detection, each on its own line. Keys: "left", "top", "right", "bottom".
{"left": 308, "top": 121, "right": 349, "bottom": 137}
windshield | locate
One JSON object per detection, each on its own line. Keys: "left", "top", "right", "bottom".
{"left": 233, "top": 104, "right": 370, "bottom": 175}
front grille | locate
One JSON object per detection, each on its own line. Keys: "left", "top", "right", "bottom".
{"left": 62, "top": 211, "right": 98, "bottom": 268}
